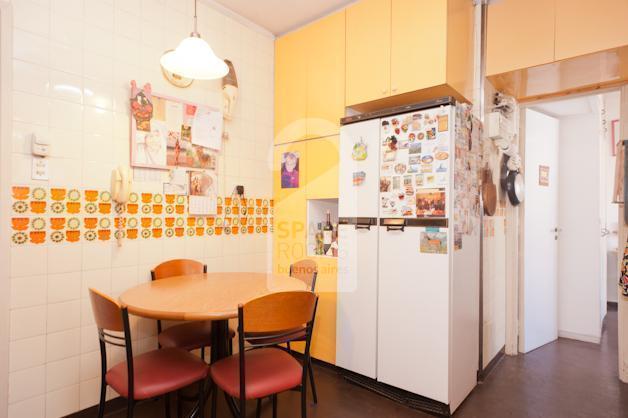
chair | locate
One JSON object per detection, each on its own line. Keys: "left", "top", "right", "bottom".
{"left": 89, "top": 288, "right": 208, "bottom": 418}
{"left": 152, "top": 259, "right": 235, "bottom": 359}
{"left": 209, "top": 291, "right": 319, "bottom": 418}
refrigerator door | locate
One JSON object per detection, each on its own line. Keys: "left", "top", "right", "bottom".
{"left": 339, "top": 119, "right": 381, "bottom": 218}
{"left": 336, "top": 221, "right": 379, "bottom": 378}
{"left": 377, "top": 223, "right": 450, "bottom": 403}
{"left": 379, "top": 106, "right": 452, "bottom": 218}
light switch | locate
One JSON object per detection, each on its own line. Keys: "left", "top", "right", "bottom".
{"left": 32, "top": 157, "right": 49, "bottom": 180}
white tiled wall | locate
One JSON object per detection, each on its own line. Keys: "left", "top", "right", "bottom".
{"left": 7, "top": 0, "right": 275, "bottom": 416}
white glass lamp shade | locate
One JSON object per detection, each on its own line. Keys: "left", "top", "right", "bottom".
{"left": 160, "top": 36, "right": 229, "bottom": 80}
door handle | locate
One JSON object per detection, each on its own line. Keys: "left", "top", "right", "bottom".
{"left": 355, "top": 224, "right": 371, "bottom": 230}
{"left": 386, "top": 225, "right": 405, "bottom": 232}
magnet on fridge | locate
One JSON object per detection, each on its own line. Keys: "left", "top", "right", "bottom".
{"left": 352, "top": 171, "right": 366, "bottom": 186}
{"left": 352, "top": 138, "right": 368, "bottom": 161}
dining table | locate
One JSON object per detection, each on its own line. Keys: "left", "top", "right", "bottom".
{"left": 119, "top": 271, "right": 308, "bottom": 417}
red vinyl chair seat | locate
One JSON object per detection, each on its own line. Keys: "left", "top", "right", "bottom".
{"left": 158, "top": 320, "right": 235, "bottom": 351}
{"left": 210, "top": 348, "right": 302, "bottom": 400}
{"left": 106, "top": 348, "right": 209, "bottom": 400}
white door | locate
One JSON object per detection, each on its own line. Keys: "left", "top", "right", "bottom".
{"left": 336, "top": 224, "right": 379, "bottom": 378}
{"left": 521, "top": 109, "right": 559, "bottom": 353}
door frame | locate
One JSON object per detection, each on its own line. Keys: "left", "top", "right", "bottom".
{"left": 514, "top": 86, "right": 623, "bottom": 355}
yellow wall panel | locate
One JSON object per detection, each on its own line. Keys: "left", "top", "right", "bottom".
{"left": 346, "top": 0, "right": 391, "bottom": 106}
{"left": 486, "top": 0, "right": 555, "bottom": 76}
{"left": 305, "top": 10, "right": 346, "bottom": 139}
{"left": 305, "top": 136, "right": 339, "bottom": 200}
{"left": 274, "top": 30, "right": 307, "bottom": 144}
{"left": 391, "top": 0, "right": 447, "bottom": 96}
{"left": 555, "top": 0, "right": 628, "bottom": 61}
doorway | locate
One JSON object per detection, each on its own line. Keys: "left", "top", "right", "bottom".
{"left": 519, "top": 91, "right": 620, "bottom": 353}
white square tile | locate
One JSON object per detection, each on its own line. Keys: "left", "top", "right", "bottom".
{"left": 84, "top": 25, "right": 114, "bottom": 57}
{"left": 49, "top": 42, "right": 83, "bottom": 75}
{"left": 47, "top": 300, "right": 81, "bottom": 333}
{"left": 79, "top": 378, "right": 101, "bottom": 410}
{"left": 8, "top": 395, "right": 45, "bottom": 418}
{"left": 82, "top": 242, "right": 112, "bottom": 271}
{"left": 115, "top": 0, "right": 141, "bottom": 15}
{"left": 50, "top": 13, "right": 83, "bottom": 48}
{"left": 111, "top": 239, "right": 139, "bottom": 267}
{"left": 113, "top": 35, "right": 140, "bottom": 66}
{"left": 114, "top": 9, "right": 140, "bottom": 40}
{"left": 83, "top": 107, "right": 113, "bottom": 137}
{"left": 111, "top": 266, "right": 138, "bottom": 294}
{"left": 13, "top": 91, "right": 49, "bottom": 126}
{"left": 14, "top": 0, "right": 51, "bottom": 37}
{"left": 81, "top": 269, "right": 111, "bottom": 297}
{"left": 49, "top": 99, "right": 83, "bottom": 130}
{"left": 79, "top": 325, "right": 99, "bottom": 353}
{"left": 9, "top": 365, "right": 46, "bottom": 403}
{"left": 45, "top": 384, "right": 79, "bottom": 418}
{"left": 10, "top": 275, "right": 47, "bottom": 309}
{"left": 83, "top": 133, "right": 113, "bottom": 163}
{"left": 13, "top": 60, "right": 49, "bottom": 97}
{"left": 79, "top": 351, "right": 100, "bottom": 381}
{"left": 80, "top": 298, "right": 95, "bottom": 327}
{"left": 83, "top": 78, "right": 113, "bottom": 110}
{"left": 46, "top": 328, "right": 80, "bottom": 362}
{"left": 83, "top": 52, "right": 114, "bottom": 82}
{"left": 47, "top": 271, "right": 81, "bottom": 303}
{"left": 47, "top": 243, "right": 82, "bottom": 274}
{"left": 51, "top": 0, "right": 83, "bottom": 19}
{"left": 48, "top": 157, "right": 83, "bottom": 187}
{"left": 49, "top": 127, "right": 83, "bottom": 159}
{"left": 46, "top": 356, "right": 79, "bottom": 391}
{"left": 12, "top": 122, "right": 48, "bottom": 155}
{"left": 84, "top": 0, "right": 114, "bottom": 31}
{"left": 9, "top": 335, "right": 46, "bottom": 372}
{"left": 137, "top": 239, "right": 164, "bottom": 266}
{"left": 10, "top": 305, "right": 46, "bottom": 341}
{"left": 49, "top": 70, "right": 83, "bottom": 104}
{"left": 13, "top": 29, "right": 49, "bottom": 66}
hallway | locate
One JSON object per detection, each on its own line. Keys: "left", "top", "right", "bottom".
{"left": 94, "top": 307, "right": 627, "bottom": 418}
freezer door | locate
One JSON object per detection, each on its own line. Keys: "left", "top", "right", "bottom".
{"left": 339, "top": 119, "right": 381, "bottom": 218}
{"left": 377, "top": 225, "right": 450, "bottom": 403}
{"left": 336, "top": 223, "right": 379, "bottom": 378}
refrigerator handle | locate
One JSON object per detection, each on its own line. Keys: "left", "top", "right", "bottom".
{"left": 386, "top": 224, "right": 405, "bottom": 232}
{"left": 382, "top": 218, "right": 406, "bottom": 232}
{"left": 355, "top": 224, "right": 371, "bottom": 230}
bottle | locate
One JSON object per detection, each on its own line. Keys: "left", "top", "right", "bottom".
{"left": 323, "top": 210, "right": 333, "bottom": 254}
{"left": 331, "top": 223, "right": 339, "bottom": 257}
{"left": 315, "top": 223, "right": 324, "bottom": 255}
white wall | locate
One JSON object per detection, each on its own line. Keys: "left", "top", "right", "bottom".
{"left": 557, "top": 112, "right": 604, "bottom": 342}
{"left": 3, "top": 0, "right": 275, "bottom": 417}
{"left": 603, "top": 92, "right": 620, "bottom": 304}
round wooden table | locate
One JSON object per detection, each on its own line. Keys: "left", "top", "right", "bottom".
{"left": 120, "top": 272, "right": 307, "bottom": 418}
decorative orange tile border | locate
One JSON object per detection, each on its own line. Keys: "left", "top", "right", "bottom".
{"left": 10, "top": 186, "right": 274, "bottom": 245}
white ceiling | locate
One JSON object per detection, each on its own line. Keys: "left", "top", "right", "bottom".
{"left": 207, "top": 0, "right": 356, "bottom": 35}
{"left": 531, "top": 96, "right": 598, "bottom": 118}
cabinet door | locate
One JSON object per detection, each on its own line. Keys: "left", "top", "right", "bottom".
{"left": 486, "top": 0, "right": 555, "bottom": 75}
{"left": 391, "top": 0, "right": 447, "bottom": 96}
{"left": 274, "top": 29, "right": 307, "bottom": 144}
{"left": 555, "top": 0, "right": 628, "bottom": 60}
{"left": 305, "top": 10, "right": 346, "bottom": 139}
{"left": 306, "top": 136, "right": 339, "bottom": 199}
{"left": 273, "top": 143, "right": 308, "bottom": 274}
{"left": 346, "top": 0, "right": 391, "bottom": 106}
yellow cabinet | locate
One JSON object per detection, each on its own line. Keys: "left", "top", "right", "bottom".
{"left": 305, "top": 136, "right": 339, "bottom": 200}
{"left": 486, "top": 0, "right": 556, "bottom": 76}
{"left": 346, "top": 0, "right": 391, "bottom": 106}
{"left": 305, "top": 11, "right": 346, "bottom": 139}
{"left": 391, "top": 0, "right": 447, "bottom": 95}
{"left": 274, "top": 29, "right": 308, "bottom": 144}
{"left": 555, "top": 0, "right": 628, "bottom": 60}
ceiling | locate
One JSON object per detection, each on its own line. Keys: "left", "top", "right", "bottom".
{"left": 208, "top": 0, "right": 356, "bottom": 35}
{"left": 531, "top": 96, "right": 598, "bottom": 118}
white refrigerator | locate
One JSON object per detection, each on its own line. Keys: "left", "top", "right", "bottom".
{"left": 336, "top": 99, "right": 481, "bottom": 413}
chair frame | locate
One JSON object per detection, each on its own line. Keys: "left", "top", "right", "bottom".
{"left": 212, "top": 294, "right": 319, "bottom": 418}
{"left": 95, "top": 302, "right": 205, "bottom": 418}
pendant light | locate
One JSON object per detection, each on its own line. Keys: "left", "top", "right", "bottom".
{"left": 160, "top": 0, "right": 229, "bottom": 80}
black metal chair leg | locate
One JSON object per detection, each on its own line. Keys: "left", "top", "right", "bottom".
{"left": 198, "top": 380, "right": 206, "bottom": 418}
{"left": 177, "top": 390, "right": 183, "bottom": 418}
{"left": 127, "top": 398, "right": 135, "bottom": 418}
{"left": 308, "top": 359, "right": 318, "bottom": 403}
{"left": 272, "top": 394, "right": 277, "bottom": 418}
{"left": 240, "top": 394, "right": 246, "bottom": 418}
{"left": 211, "top": 386, "right": 218, "bottom": 418}
{"left": 255, "top": 398, "right": 262, "bottom": 418}
{"left": 97, "top": 378, "right": 106, "bottom": 418}
{"left": 201, "top": 346, "right": 206, "bottom": 362}
{"left": 165, "top": 393, "right": 172, "bottom": 418}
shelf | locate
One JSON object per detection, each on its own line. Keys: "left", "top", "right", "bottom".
{"left": 307, "top": 198, "right": 339, "bottom": 257}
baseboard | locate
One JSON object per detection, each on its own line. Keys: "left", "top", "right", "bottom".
{"left": 558, "top": 330, "right": 601, "bottom": 344}
{"left": 66, "top": 396, "right": 128, "bottom": 418}
{"left": 477, "top": 346, "right": 505, "bottom": 382}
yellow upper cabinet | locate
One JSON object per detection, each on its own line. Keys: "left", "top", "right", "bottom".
{"left": 275, "top": 29, "right": 308, "bottom": 144}
{"left": 555, "top": 0, "right": 628, "bottom": 61}
{"left": 486, "top": 0, "right": 556, "bottom": 76}
{"left": 305, "top": 136, "right": 339, "bottom": 200}
{"left": 391, "top": 0, "right": 447, "bottom": 96}
{"left": 346, "top": 0, "right": 392, "bottom": 106}
{"left": 305, "top": 10, "right": 346, "bottom": 140}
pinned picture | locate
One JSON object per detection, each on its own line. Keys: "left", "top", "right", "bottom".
{"left": 188, "top": 170, "right": 217, "bottom": 215}
{"left": 416, "top": 188, "right": 446, "bottom": 218}
{"left": 539, "top": 165, "right": 550, "bottom": 186}
{"left": 281, "top": 151, "right": 300, "bottom": 189}
{"left": 420, "top": 228, "right": 447, "bottom": 254}
{"left": 380, "top": 177, "right": 391, "bottom": 192}
{"left": 189, "top": 171, "right": 214, "bottom": 196}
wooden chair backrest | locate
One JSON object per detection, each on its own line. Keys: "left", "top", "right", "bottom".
{"left": 289, "top": 259, "right": 318, "bottom": 291}
{"left": 242, "top": 291, "right": 317, "bottom": 334}
{"left": 89, "top": 288, "right": 124, "bottom": 332}
{"left": 151, "top": 259, "right": 206, "bottom": 281}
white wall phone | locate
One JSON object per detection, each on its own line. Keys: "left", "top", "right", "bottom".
{"left": 111, "top": 166, "right": 133, "bottom": 246}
